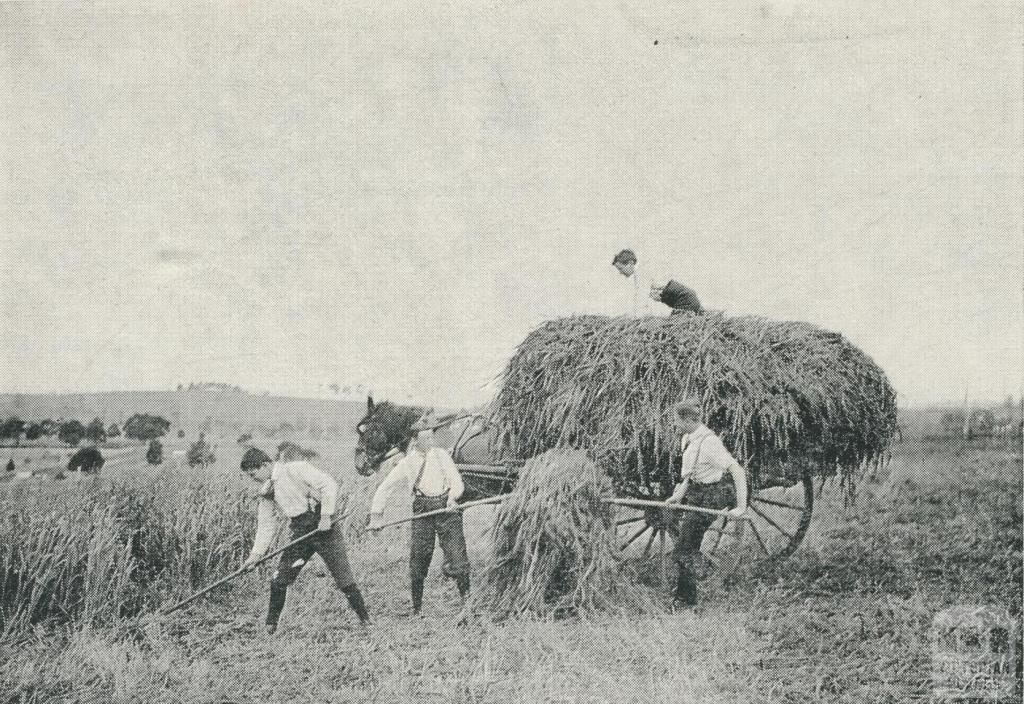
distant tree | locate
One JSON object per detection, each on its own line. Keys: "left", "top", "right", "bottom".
{"left": 107, "top": 423, "right": 121, "bottom": 438}
{"left": 67, "top": 446, "right": 104, "bottom": 473}
{"left": 123, "top": 414, "right": 171, "bottom": 442}
{"left": 237, "top": 433, "right": 253, "bottom": 445}
{"left": 40, "top": 419, "right": 58, "bottom": 437}
{"left": 5, "top": 458, "right": 13, "bottom": 472}
{"left": 187, "top": 433, "right": 215, "bottom": 468}
{"left": 24, "top": 421, "right": 44, "bottom": 441}
{"left": 279, "top": 422, "right": 295, "bottom": 434}
{"left": 146, "top": 439, "right": 163, "bottom": 465}
{"left": 58, "top": 420, "right": 86, "bottom": 446}
{"left": 970, "top": 409, "right": 995, "bottom": 437}
{"left": 85, "top": 417, "right": 107, "bottom": 444}
{"left": 0, "top": 417, "right": 25, "bottom": 446}
{"left": 940, "top": 411, "right": 965, "bottom": 436}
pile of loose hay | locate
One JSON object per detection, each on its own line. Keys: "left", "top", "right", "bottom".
{"left": 470, "top": 449, "right": 653, "bottom": 618}
{"left": 489, "top": 313, "right": 897, "bottom": 495}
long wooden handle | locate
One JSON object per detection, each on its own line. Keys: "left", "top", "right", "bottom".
{"left": 369, "top": 494, "right": 507, "bottom": 531}
{"left": 161, "top": 512, "right": 347, "bottom": 615}
{"left": 604, "top": 497, "right": 748, "bottom": 520}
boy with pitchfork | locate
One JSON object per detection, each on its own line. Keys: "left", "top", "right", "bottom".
{"left": 667, "top": 399, "right": 749, "bottom": 608}
{"left": 241, "top": 442, "right": 370, "bottom": 633}
{"left": 368, "top": 418, "right": 470, "bottom": 615}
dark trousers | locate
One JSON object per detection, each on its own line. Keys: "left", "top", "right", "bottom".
{"left": 670, "top": 477, "right": 735, "bottom": 605}
{"left": 410, "top": 493, "right": 470, "bottom": 611}
{"left": 266, "top": 507, "right": 368, "bottom": 626}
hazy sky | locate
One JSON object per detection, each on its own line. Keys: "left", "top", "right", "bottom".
{"left": 1, "top": 2, "right": 1021, "bottom": 407}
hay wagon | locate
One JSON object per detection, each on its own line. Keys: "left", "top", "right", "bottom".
{"left": 356, "top": 313, "right": 897, "bottom": 568}
{"left": 435, "top": 418, "right": 817, "bottom": 566}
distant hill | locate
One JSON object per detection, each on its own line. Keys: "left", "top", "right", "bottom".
{"left": 0, "top": 390, "right": 369, "bottom": 440}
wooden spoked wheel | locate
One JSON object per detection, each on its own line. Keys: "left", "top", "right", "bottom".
{"left": 614, "top": 470, "right": 815, "bottom": 572}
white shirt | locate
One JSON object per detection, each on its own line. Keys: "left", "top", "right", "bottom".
{"left": 680, "top": 425, "right": 738, "bottom": 484}
{"left": 370, "top": 446, "right": 465, "bottom": 514}
{"left": 248, "top": 460, "right": 340, "bottom": 559}
{"left": 617, "top": 263, "right": 666, "bottom": 317}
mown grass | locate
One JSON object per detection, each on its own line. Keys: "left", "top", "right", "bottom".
{"left": 1, "top": 437, "right": 1020, "bottom": 703}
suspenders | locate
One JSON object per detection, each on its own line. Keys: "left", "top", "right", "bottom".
{"left": 682, "top": 434, "right": 712, "bottom": 482}
{"left": 412, "top": 454, "right": 429, "bottom": 495}
{"left": 411, "top": 450, "right": 447, "bottom": 498}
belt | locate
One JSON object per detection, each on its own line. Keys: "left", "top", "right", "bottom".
{"left": 413, "top": 488, "right": 449, "bottom": 499}
{"left": 689, "top": 472, "right": 734, "bottom": 486}
{"left": 290, "top": 504, "right": 322, "bottom": 525}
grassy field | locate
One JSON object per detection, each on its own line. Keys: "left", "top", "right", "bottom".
{"left": 1, "top": 435, "right": 1020, "bottom": 703}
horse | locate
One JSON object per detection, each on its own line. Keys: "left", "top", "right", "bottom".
{"left": 353, "top": 395, "right": 512, "bottom": 501}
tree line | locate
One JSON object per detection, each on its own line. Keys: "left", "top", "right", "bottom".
{"left": 0, "top": 414, "right": 172, "bottom": 447}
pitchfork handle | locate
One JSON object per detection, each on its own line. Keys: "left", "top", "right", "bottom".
{"left": 368, "top": 494, "right": 508, "bottom": 531}
{"left": 161, "top": 512, "right": 348, "bottom": 616}
{"left": 604, "top": 497, "right": 750, "bottom": 520}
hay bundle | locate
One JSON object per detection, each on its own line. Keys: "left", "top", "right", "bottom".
{"left": 471, "top": 449, "right": 651, "bottom": 618}
{"left": 490, "top": 313, "right": 897, "bottom": 495}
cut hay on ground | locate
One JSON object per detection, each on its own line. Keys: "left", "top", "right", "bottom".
{"left": 489, "top": 313, "right": 897, "bottom": 496}
{"left": 469, "top": 449, "right": 653, "bottom": 618}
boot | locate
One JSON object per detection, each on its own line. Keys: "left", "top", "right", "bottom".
{"left": 266, "top": 583, "right": 288, "bottom": 631}
{"left": 342, "top": 585, "right": 371, "bottom": 625}
{"left": 411, "top": 576, "right": 425, "bottom": 615}
{"left": 674, "top": 563, "right": 698, "bottom": 608}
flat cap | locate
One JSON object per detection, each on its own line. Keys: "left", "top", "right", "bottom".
{"left": 673, "top": 397, "right": 702, "bottom": 419}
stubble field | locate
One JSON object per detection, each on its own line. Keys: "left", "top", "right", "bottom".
{"left": 1, "top": 431, "right": 1020, "bottom": 703}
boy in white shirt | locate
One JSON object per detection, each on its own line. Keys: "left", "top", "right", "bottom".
{"left": 369, "top": 420, "right": 469, "bottom": 614}
{"left": 612, "top": 248, "right": 703, "bottom": 316}
{"left": 667, "top": 399, "right": 748, "bottom": 607}
{"left": 242, "top": 443, "right": 370, "bottom": 633}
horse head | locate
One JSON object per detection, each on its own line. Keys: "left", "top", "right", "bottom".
{"left": 353, "top": 395, "right": 425, "bottom": 476}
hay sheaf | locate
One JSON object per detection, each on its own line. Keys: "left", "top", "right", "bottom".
{"left": 470, "top": 449, "right": 654, "bottom": 618}
{"left": 489, "top": 313, "right": 897, "bottom": 495}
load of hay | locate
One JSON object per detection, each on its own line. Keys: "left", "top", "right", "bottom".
{"left": 489, "top": 313, "right": 897, "bottom": 496}
{"left": 470, "top": 449, "right": 653, "bottom": 618}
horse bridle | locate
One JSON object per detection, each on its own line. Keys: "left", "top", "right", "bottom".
{"left": 359, "top": 412, "right": 486, "bottom": 471}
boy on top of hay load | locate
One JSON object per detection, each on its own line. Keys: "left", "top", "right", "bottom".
{"left": 612, "top": 248, "right": 703, "bottom": 316}
{"left": 241, "top": 443, "right": 370, "bottom": 634}
{"left": 368, "top": 418, "right": 470, "bottom": 615}
{"left": 668, "top": 399, "right": 748, "bottom": 608}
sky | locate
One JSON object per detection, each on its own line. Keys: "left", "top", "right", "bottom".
{"left": 1, "top": 1, "right": 1021, "bottom": 408}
